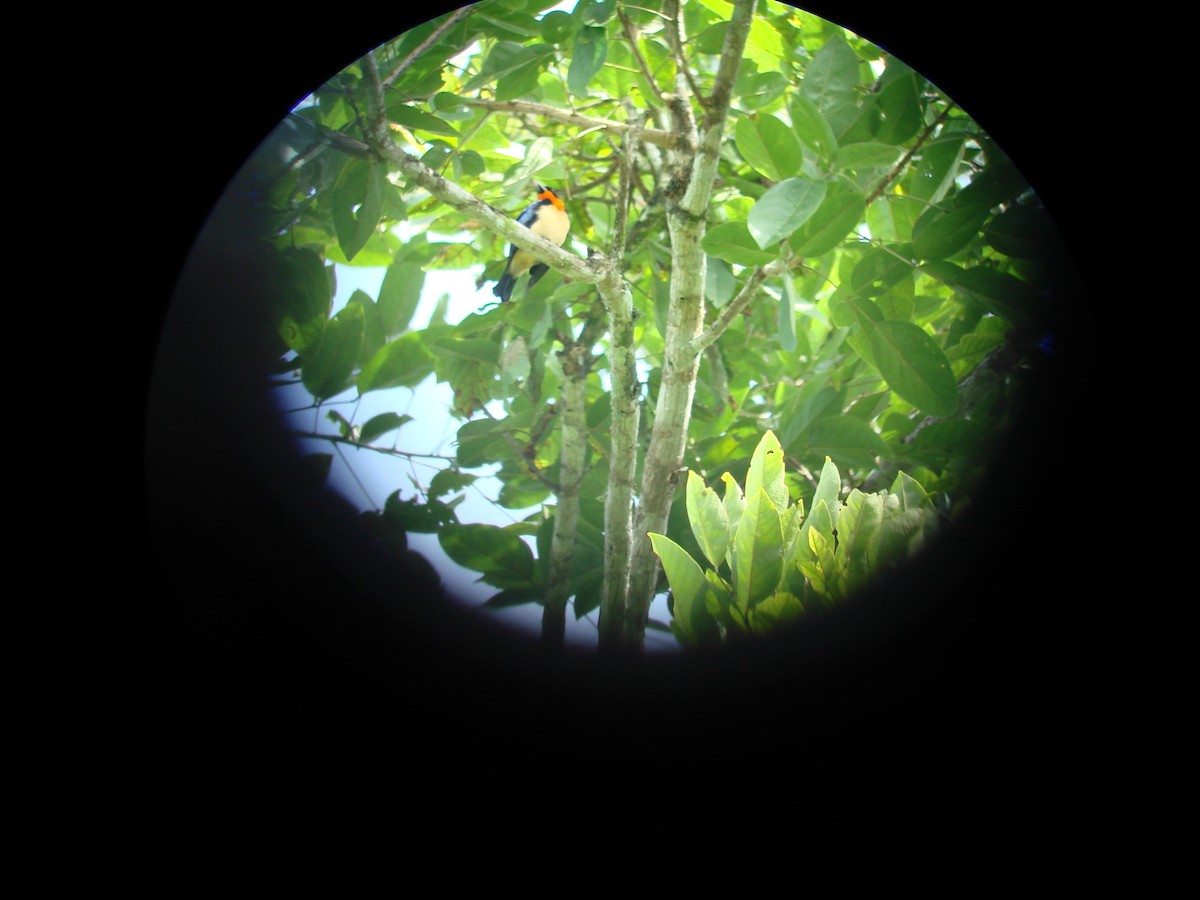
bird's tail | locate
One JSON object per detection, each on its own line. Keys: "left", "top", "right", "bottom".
{"left": 527, "top": 263, "right": 549, "bottom": 289}
{"left": 494, "top": 272, "right": 515, "bottom": 303}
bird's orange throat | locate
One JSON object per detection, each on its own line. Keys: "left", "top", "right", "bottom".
{"left": 538, "top": 190, "right": 565, "bottom": 211}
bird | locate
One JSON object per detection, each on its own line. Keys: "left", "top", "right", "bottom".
{"left": 493, "top": 183, "right": 570, "bottom": 303}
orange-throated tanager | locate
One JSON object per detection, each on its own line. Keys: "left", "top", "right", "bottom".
{"left": 493, "top": 184, "right": 570, "bottom": 303}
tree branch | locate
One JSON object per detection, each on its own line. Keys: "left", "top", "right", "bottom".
{"left": 381, "top": 6, "right": 473, "bottom": 92}
{"left": 615, "top": 0, "right": 759, "bottom": 652}
{"left": 359, "top": 52, "right": 602, "bottom": 288}
{"left": 662, "top": 0, "right": 704, "bottom": 107}
{"left": 865, "top": 102, "right": 955, "bottom": 205}
{"left": 457, "top": 97, "right": 679, "bottom": 149}
{"left": 618, "top": 8, "right": 666, "bottom": 108}
{"left": 689, "top": 258, "right": 789, "bottom": 356}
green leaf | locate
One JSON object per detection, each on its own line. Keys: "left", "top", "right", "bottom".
{"left": 569, "top": 26, "right": 608, "bottom": 97}
{"left": 439, "top": 522, "right": 535, "bottom": 583}
{"left": 358, "top": 412, "right": 413, "bottom": 444}
{"left": 702, "top": 222, "right": 778, "bottom": 266}
{"left": 850, "top": 248, "right": 912, "bottom": 297}
{"left": 983, "top": 204, "right": 1066, "bottom": 261}
{"left": 693, "top": 21, "right": 732, "bottom": 55}
{"left": 331, "top": 159, "right": 387, "bottom": 262}
{"left": 483, "top": 588, "right": 544, "bottom": 609}
{"left": 909, "top": 136, "right": 966, "bottom": 204}
{"left": 275, "top": 247, "right": 330, "bottom": 353}
{"left": 474, "top": 42, "right": 554, "bottom": 101}
{"left": 357, "top": 331, "right": 434, "bottom": 394}
{"left": 789, "top": 94, "right": 838, "bottom": 159}
{"left": 429, "top": 468, "right": 477, "bottom": 499}
{"left": 835, "top": 142, "right": 904, "bottom": 171}
{"left": 735, "top": 114, "right": 804, "bottom": 181}
{"left": 721, "top": 471, "right": 746, "bottom": 541}
{"left": 383, "top": 492, "right": 457, "bottom": 533}
{"left": 923, "top": 262, "right": 1043, "bottom": 328}
{"left": 778, "top": 277, "right": 797, "bottom": 352}
{"left": 301, "top": 301, "right": 363, "bottom": 400}
{"left": 912, "top": 203, "right": 990, "bottom": 261}
{"left": 686, "top": 470, "right": 731, "bottom": 569}
{"left": 648, "top": 532, "right": 719, "bottom": 648}
{"left": 835, "top": 489, "right": 886, "bottom": 586}
{"left": 429, "top": 337, "right": 502, "bottom": 365}
{"left": 790, "top": 189, "right": 865, "bottom": 257}
{"left": 745, "top": 430, "right": 788, "bottom": 513}
{"left": 455, "top": 417, "right": 507, "bottom": 467}
{"left": 869, "top": 321, "right": 958, "bottom": 417}
{"left": 875, "top": 70, "right": 923, "bottom": 145}
{"left": 801, "top": 32, "right": 860, "bottom": 113}
{"left": 956, "top": 156, "right": 1027, "bottom": 209}
{"left": 389, "top": 104, "right": 458, "bottom": 137}
{"left": 509, "top": 136, "right": 555, "bottom": 184}
{"left": 748, "top": 177, "right": 827, "bottom": 248}
{"left": 377, "top": 260, "right": 425, "bottom": 336}
{"left": 581, "top": 0, "right": 617, "bottom": 24}
{"left": 747, "top": 591, "right": 804, "bottom": 635}
{"left": 732, "top": 488, "right": 784, "bottom": 607}
{"left": 890, "top": 470, "right": 933, "bottom": 512}
{"left": 539, "top": 10, "right": 576, "bottom": 43}
{"left": 803, "top": 456, "right": 842, "bottom": 546}
{"left": 705, "top": 257, "right": 736, "bottom": 306}
{"left": 802, "top": 415, "right": 889, "bottom": 469}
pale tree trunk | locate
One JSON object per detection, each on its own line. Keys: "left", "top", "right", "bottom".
{"left": 542, "top": 349, "right": 588, "bottom": 650}
{"left": 601, "top": 0, "right": 759, "bottom": 654}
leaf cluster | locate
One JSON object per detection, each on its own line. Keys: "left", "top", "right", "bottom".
{"left": 248, "top": 0, "right": 1080, "bottom": 640}
{"left": 651, "top": 430, "right": 937, "bottom": 647}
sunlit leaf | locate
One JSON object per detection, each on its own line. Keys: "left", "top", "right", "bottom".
{"left": 686, "top": 470, "right": 731, "bottom": 569}
{"left": 789, "top": 94, "right": 838, "bottom": 159}
{"left": 801, "top": 32, "right": 860, "bottom": 112}
{"left": 744, "top": 430, "right": 788, "bottom": 513}
{"left": 703, "top": 222, "right": 778, "bottom": 266}
{"left": 748, "top": 177, "right": 827, "bottom": 248}
{"left": 735, "top": 114, "right": 804, "bottom": 181}
{"left": 648, "top": 532, "right": 719, "bottom": 648}
{"left": 733, "top": 488, "right": 783, "bottom": 607}
{"left": 790, "top": 189, "right": 865, "bottom": 257}
{"left": 835, "top": 142, "right": 904, "bottom": 172}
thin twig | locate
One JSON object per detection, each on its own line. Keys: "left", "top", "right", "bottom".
{"left": 662, "top": 0, "right": 704, "bottom": 106}
{"left": 381, "top": 6, "right": 474, "bottom": 92}
{"left": 865, "top": 102, "right": 956, "bottom": 205}
{"left": 690, "top": 258, "right": 788, "bottom": 356}
{"left": 457, "top": 97, "right": 678, "bottom": 148}
{"left": 617, "top": 8, "right": 666, "bottom": 108}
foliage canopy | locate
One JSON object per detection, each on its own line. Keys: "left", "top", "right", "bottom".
{"left": 246, "top": 0, "right": 1078, "bottom": 654}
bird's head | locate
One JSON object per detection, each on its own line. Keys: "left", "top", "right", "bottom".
{"left": 535, "top": 183, "right": 565, "bottom": 212}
